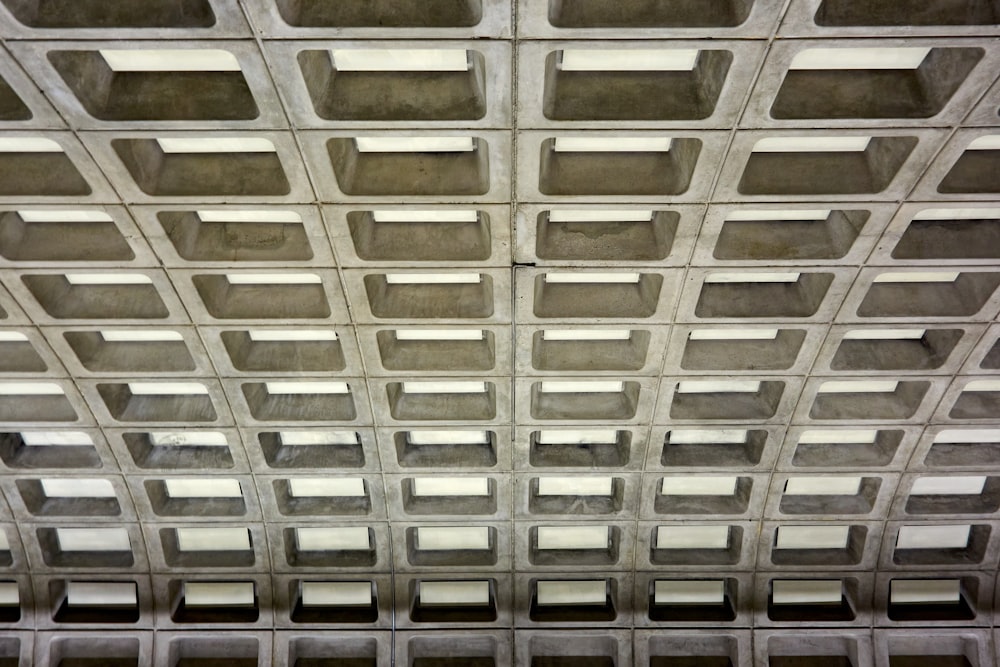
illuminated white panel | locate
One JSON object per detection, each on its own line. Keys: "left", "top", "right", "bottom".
{"left": 752, "top": 137, "right": 870, "bottom": 153}
{"left": 265, "top": 381, "right": 349, "bottom": 394}
{"left": 536, "top": 430, "right": 618, "bottom": 445}
{"left": 704, "top": 272, "right": 800, "bottom": 283}
{"left": 542, "top": 329, "right": 631, "bottom": 341}
{"left": 553, "top": 137, "right": 671, "bottom": 152}
{"left": 726, "top": 209, "right": 830, "bottom": 221}
{"left": 0, "top": 531, "right": 8, "bottom": 550}
{"left": 560, "top": 49, "right": 698, "bottom": 71}
{"left": 0, "top": 382, "right": 63, "bottom": 395}
{"left": 394, "top": 329, "right": 484, "bottom": 341}
{"left": 100, "top": 330, "right": 184, "bottom": 342}
{"left": 0, "top": 137, "right": 62, "bottom": 152}
{"left": 184, "top": 582, "right": 254, "bottom": 607}
{"left": 67, "top": 582, "right": 136, "bottom": 607}
{"left": 0, "top": 332, "right": 27, "bottom": 342}
{"left": 196, "top": 210, "right": 302, "bottom": 223}
{"left": 817, "top": 380, "right": 898, "bottom": 393}
{"left": 279, "top": 431, "right": 358, "bottom": 446}
{"left": 247, "top": 330, "right": 337, "bottom": 341}
{"left": 967, "top": 135, "right": 1000, "bottom": 150}
{"left": 790, "top": 47, "right": 930, "bottom": 70}
{"left": 688, "top": 329, "right": 779, "bottom": 340}
{"left": 935, "top": 429, "right": 1000, "bottom": 443}
{"left": 775, "top": 525, "right": 851, "bottom": 550}
{"left": 536, "top": 580, "right": 606, "bottom": 606}
{"left": 896, "top": 525, "right": 971, "bottom": 549}
{"left": 661, "top": 476, "right": 738, "bottom": 496}
{"left": 548, "top": 210, "right": 653, "bottom": 222}
{"left": 128, "top": 382, "right": 207, "bottom": 395}
{"left": 401, "top": 381, "right": 486, "bottom": 394}
{"left": 295, "top": 527, "right": 370, "bottom": 551}
{"left": 653, "top": 580, "right": 725, "bottom": 605}
{"left": 669, "top": 430, "right": 748, "bottom": 445}
{"left": 356, "top": 137, "right": 474, "bottom": 153}
{"left": 21, "top": 431, "right": 93, "bottom": 446}
{"left": 64, "top": 273, "right": 151, "bottom": 285}
{"left": 100, "top": 49, "right": 240, "bottom": 71}
{"left": 963, "top": 380, "right": 1000, "bottom": 392}
{"left": 225, "top": 273, "right": 321, "bottom": 284}
{"left": 914, "top": 207, "right": 1000, "bottom": 220}
{"left": 536, "top": 525, "right": 609, "bottom": 550}
{"left": 420, "top": 581, "right": 490, "bottom": 606}
{"left": 0, "top": 582, "right": 18, "bottom": 606}
{"left": 156, "top": 137, "right": 275, "bottom": 153}
{"left": 411, "top": 477, "right": 489, "bottom": 497}
{"left": 149, "top": 431, "right": 228, "bottom": 447}
{"left": 407, "top": 430, "right": 490, "bottom": 445}
{"left": 890, "top": 579, "right": 961, "bottom": 605}
{"left": 333, "top": 49, "right": 469, "bottom": 71}
{"left": 910, "top": 476, "right": 987, "bottom": 495}
{"left": 40, "top": 478, "right": 115, "bottom": 498}
{"left": 798, "top": 429, "right": 878, "bottom": 444}
{"left": 301, "top": 581, "right": 372, "bottom": 607}
{"left": 655, "top": 525, "right": 730, "bottom": 550}
{"left": 772, "top": 580, "right": 843, "bottom": 605}
{"left": 842, "top": 329, "right": 925, "bottom": 340}
{"left": 18, "top": 210, "right": 113, "bottom": 222}
{"left": 537, "top": 476, "right": 614, "bottom": 496}
{"left": 288, "top": 478, "right": 365, "bottom": 498}
{"left": 873, "top": 271, "right": 959, "bottom": 283}
{"left": 544, "top": 272, "right": 640, "bottom": 283}
{"left": 56, "top": 528, "right": 131, "bottom": 552}
{"left": 372, "top": 210, "right": 479, "bottom": 223}
{"left": 385, "top": 273, "right": 481, "bottom": 284}
{"left": 784, "top": 477, "right": 862, "bottom": 495}
{"left": 415, "top": 526, "right": 490, "bottom": 550}
{"left": 164, "top": 478, "right": 242, "bottom": 498}
{"left": 175, "top": 527, "right": 251, "bottom": 551}
{"left": 539, "top": 381, "right": 624, "bottom": 393}
{"left": 676, "top": 381, "right": 760, "bottom": 393}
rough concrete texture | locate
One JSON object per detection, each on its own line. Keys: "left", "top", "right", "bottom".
{"left": 0, "top": 1, "right": 997, "bottom": 665}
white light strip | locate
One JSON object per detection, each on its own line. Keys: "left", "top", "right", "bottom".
{"left": 385, "top": 273, "right": 481, "bottom": 284}
{"left": 0, "top": 382, "right": 63, "bottom": 395}
{"left": 704, "top": 272, "right": 800, "bottom": 283}
{"left": 225, "top": 273, "right": 321, "bottom": 284}
{"left": 149, "top": 431, "right": 228, "bottom": 447}
{"left": 296, "top": 527, "right": 370, "bottom": 551}
{"left": 248, "top": 330, "right": 337, "bottom": 341}
{"left": 372, "top": 210, "right": 479, "bottom": 223}
{"left": 890, "top": 579, "right": 961, "bottom": 605}
{"left": 725, "top": 209, "right": 831, "bottom": 221}
{"left": 842, "top": 329, "right": 925, "bottom": 340}
{"left": 407, "top": 430, "right": 490, "bottom": 445}
{"left": 935, "top": 429, "right": 1000, "bottom": 444}
{"left": 175, "top": 527, "right": 251, "bottom": 552}
{"left": 0, "top": 332, "right": 27, "bottom": 342}
{"left": 356, "top": 137, "right": 474, "bottom": 153}
{"left": 411, "top": 477, "right": 489, "bottom": 497}
{"left": 542, "top": 329, "right": 631, "bottom": 341}
{"left": 896, "top": 525, "right": 971, "bottom": 550}
{"left": 100, "top": 49, "right": 241, "bottom": 71}
{"left": 536, "top": 525, "right": 609, "bottom": 550}
{"left": 17, "top": 210, "right": 113, "bottom": 222}
{"left": 785, "top": 476, "right": 862, "bottom": 496}
{"left": 539, "top": 381, "right": 624, "bottom": 393}
{"left": 548, "top": 209, "right": 654, "bottom": 222}
{"left": 0, "top": 137, "right": 62, "bottom": 152}
{"left": 128, "top": 382, "right": 208, "bottom": 395}
{"left": 753, "top": 136, "right": 871, "bottom": 153}
{"left": 67, "top": 582, "right": 136, "bottom": 607}
{"left": 913, "top": 207, "right": 1000, "bottom": 220}
{"left": 655, "top": 525, "right": 730, "bottom": 550}
{"left": 873, "top": 271, "right": 959, "bottom": 283}
{"left": 64, "top": 273, "right": 152, "bottom": 285}
{"left": 288, "top": 478, "right": 365, "bottom": 497}
{"left": 688, "top": 329, "right": 779, "bottom": 341}
{"left": 669, "top": 429, "right": 748, "bottom": 445}
{"left": 662, "top": 476, "right": 738, "bottom": 496}
{"left": 537, "top": 476, "right": 614, "bottom": 496}
{"left": 416, "top": 526, "right": 490, "bottom": 551}
{"left": 21, "top": 431, "right": 93, "bottom": 446}
{"left": 798, "top": 429, "right": 879, "bottom": 444}
{"left": 196, "top": 210, "right": 302, "bottom": 223}
{"left": 560, "top": 48, "right": 698, "bottom": 71}
{"left": 156, "top": 137, "right": 275, "bottom": 153}
{"left": 265, "top": 381, "right": 349, "bottom": 394}
{"left": 333, "top": 49, "right": 469, "bottom": 71}
{"left": 41, "top": 478, "right": 115, "bottom": 498}
{"left": 401, "top": 381, "right": 486, "bottom": 394}
{"left": 817, "top": 380, "right": 898, "bottom": 394}
{"left": 962, "top": 380, "right": 1000, "bottom": 392}
{"left": 165, "top": 478, "right": 242, "bottom": 498}
{"left": 911, "top": 476, "right": 987, "bottom": 496}
{"left": 184, "top": 582, "right": 254, "bottom": 607}
{"left": 772, "top": 580, "right": 842, "bottom": 605}
{"left": 57, "top": 528, "right": 130, "bottom": 552}
{"left": 420, "top": 581, "right": 490, "bottom": 606}
{"left": 536, "top": 429, "right": 618, "bottom": 445}
{"left": 967, "top": 135, "right": 1000, "bottom": 151}
{"left": 279, "top": 431, "right": 359, "bottom": 446}
{"left": 553, "top": 137, "right": 671, "bottom": 152}
{"left": 790, "top": 47, "right": 930, "bottom": 70}
{"left": 653, "top": 580, "right": 726, "bottom": 605}
{"left": 395, "top": 329, "right": 484, "bottom": 341}
{"left": 544, "top": 272, "right": 641, "bottom": 284}
{"left": 100, "top": 330, "right": 184, "bottom": 342}
{"left": 301, "top": 581, "right": 372, "bottom": 607}
{"left": 676, "top": 380, "right": 761, "bottom": 394}
{"left": 537, "top": 580, "right": 606, "bottom": 606}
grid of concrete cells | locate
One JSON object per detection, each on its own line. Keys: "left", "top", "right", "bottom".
{"left": 0, "top": 1, "right": 999, "bottom": 665}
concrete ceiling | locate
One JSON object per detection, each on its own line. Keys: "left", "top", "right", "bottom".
{"left": 0, "top": 0, "right": 999, "bottom": 665}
